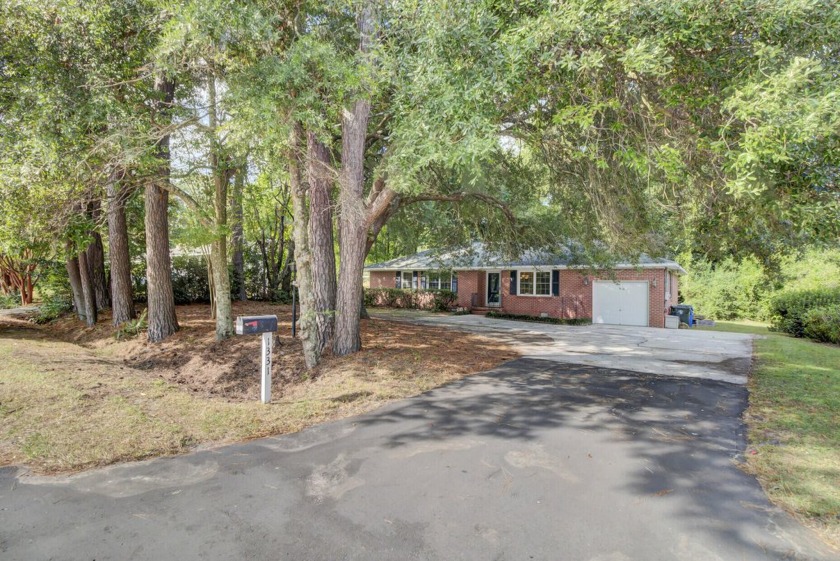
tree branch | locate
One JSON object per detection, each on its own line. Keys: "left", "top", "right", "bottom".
{"left": 401, "top": 191, "right": 516, "bottom": 224}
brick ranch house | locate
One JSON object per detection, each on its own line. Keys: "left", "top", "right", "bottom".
{"left": 365, "top": 244, "right": 685, "bottom": 328}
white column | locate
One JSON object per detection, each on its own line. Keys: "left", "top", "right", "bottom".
{"left": 261, "top": 331, "right": 273, "bottom": 404}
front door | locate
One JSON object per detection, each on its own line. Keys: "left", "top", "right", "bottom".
{"left": 487, "top": 272, "right": 501, "bottom": 307}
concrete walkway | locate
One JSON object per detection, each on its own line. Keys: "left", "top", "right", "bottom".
{"left": 1, "top": 359, "right": 832, "bottom": 560}
{"left": 369, "top": 309, "right": 755, "bottom": 385}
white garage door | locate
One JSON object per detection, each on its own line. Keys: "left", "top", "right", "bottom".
{"left": 592, "top": 281, "right": 649, "bottom": 326}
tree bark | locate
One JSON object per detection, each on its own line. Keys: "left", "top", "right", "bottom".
{"left": 307, "top": 131, "right": 337, "bottom": 354}
{"left": 145, "top": 75, "right": 179, "bottom": 342}
{"left": 86, "top": 200, "right": 110, "bottom": 311}
{"left": 77, "top": 249, "right": 97, "bottom": 327}
{"left": 208, "top": 74, "right": 233, "bottom": 340}
{"left": 280, "top": 239, "right": 294, "bottom": 295}
{"left": 333, "top": 98, "right": 371, "bottom": 356}
{"left": 107, "top": 172, "right": 136, "bottom": 325}
{"left": 231, "top": 165, "right": 246, "bottom": 301}
{"left": 333, "top": 4, "right": 374, "bottom": 356}
{"left": 290, "top": 123, "right": 320, "bottom": 368}
{"left": 86, "top": 232, "right": 109, "bottom": 309}
{"left": 65, "top": 243, "right": 86, "bottom": 322}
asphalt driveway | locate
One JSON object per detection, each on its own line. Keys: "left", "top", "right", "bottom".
{"left": 1, "top": 358, "right": 832, "bottom": 560}
{"left": 370, "top": 309, "right": 755, "bottom": 384}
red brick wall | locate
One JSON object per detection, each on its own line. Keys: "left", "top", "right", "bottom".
{"left": 456, "top": 270, "right": 481, "bottom": 308}
{"left": 499, "top": 268, "right": 671, "bottom": 328}
{"left": 369, "top": 267, "right": 677, "bottom": 327}
{"left": 585, "top": 269, "right": 669, "bottom": 328}
{"left": 670, "top": 272, "right": 679, "bottom": 307}
{"left": 370, "top": 271, "right": 395, "bottom": 289}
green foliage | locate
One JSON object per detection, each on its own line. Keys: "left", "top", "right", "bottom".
{"left": 132, "top": 256, "right": 210, "bottom": 305}
{"left": 682, "top": 249, "right": 840, "bottom": 321}
{"left": 33, "top": 295, "right": 73, "bottom": 324}
{"left": 431, "top": 290, "right": 458, "bottom": 312}
{"left": 681, "top": 257, "right": 778, "bottom": 320}
{"left": 364, "top": 288, "right": 457, "bottom": 312}
{"left": 769, "top": 289, "right": 840, "bottom": 338}
{"left": 802, "top": 306, "right": 840, "bottom": 345}
{"left": 485, "top": 311, "right": 591, "bottom": 326}
{"left": 115, "top": 309, "right": 148, "bottom": 341}
{"left": 35, "top": 259, "right": 72, "bottom": 300}
{"left": 0, "top": 292, "right": 20, "bottom": 309}
{"left": 171, "top": 256, "right": 211, "bottom": 305}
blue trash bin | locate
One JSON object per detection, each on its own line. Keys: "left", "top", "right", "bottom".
{"left": 670, "top": 305, "right": 694, "bottom": 327}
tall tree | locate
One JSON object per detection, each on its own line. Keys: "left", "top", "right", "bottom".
{"left": 76, "top": 245, "right": 97, "bottom": 327}
{"left": 289, "top": 124, "right": 321, "bottom": 368}
{"left": 145, "top": 75, "right": 180, "bottom": 342}
{"left": 106, "top": 169, "right": 136, "bottom": 325}
{"left": 86, "top": 200, "right": 110, "bottom": 311}
{"left": 230, "top": 165, "right": 247, "bottom": 301}
{"left": 307, "top": 131, "right": 337, "bottom": 353}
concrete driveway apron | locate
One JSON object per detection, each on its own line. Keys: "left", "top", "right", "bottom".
{"left": 369, "top": 310, "right": 754, "bottom": 385}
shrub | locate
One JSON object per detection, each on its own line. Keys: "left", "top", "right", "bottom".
{"left": 485, "top": 311, "right": 591, "bottom": 325}
{"left": 33, "top": 295, "right": 73, "bottom": 324}
{"left": 363, "top": 288, "right": 458, "bottom": 312}
{"left": 431, "top": 290, "right": 457, "bottom": 312}
{"left": 115, "top": 309, "right": 148, "bottom": 340}
{"left": 171, "top": 256, "right": 211, "bottom": 304}
{"left": 680, "top": 256, "right": 778, "bottom": 320}
{"left": 769, "top": 288, "right": 840, "bottom": 338}
{"left": 0, "top": 292, "right": 20, "bottom": 309}
{"left": 802, "top": 305, "right": 840, "bottom": 344}
{"left": 394, "top": 290, "right": 416, "bottom": 309}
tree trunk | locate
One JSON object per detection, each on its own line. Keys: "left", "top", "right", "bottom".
{"left": 145, "top": 75, "right": 179, "bottom": 342}
{"left": 333, "top": 3, "right": 375, "bottom": 356}
{"left": 208, "top": 75, "right": 233, "bottom": 340}
{"left": 290, "top": 123, "right": 320, "bottom": 368}
{"left": 77, "top": 249, "right": 97, "bottom": 327}
{"left": 231, "top": 165, "right": 246, "bottom": 301}
{"left": 333, "top": 98, "right": 371, "bottom": 356}
{"left": 65, "top": 244, "right": 86, "bottom": 322}
{"left": 307, "top": 131, "right": 337, "bottom": 353}
{"left": 210, "top": 238, "right": 231, "bottom": 337}
{"left": 107, "top": 173, "right": 136, "bottom": 325}
{"left": 207, "top": 255, "right": 216, "bottom": 320}
{"left": 280, "top": 239, "right": 294, "bottom": 295}
{"left": 86, "top": 200, "right": 110, "bottom": 311}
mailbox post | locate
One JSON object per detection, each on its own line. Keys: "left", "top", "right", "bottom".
{"left": 235, "top": 315, "right": 278, "bottom": 404}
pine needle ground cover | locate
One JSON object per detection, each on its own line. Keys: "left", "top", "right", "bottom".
{"left": 0, "top": 303, "right": 516, "bottom": 474}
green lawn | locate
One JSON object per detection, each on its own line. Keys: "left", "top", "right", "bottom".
{"left": 699, "top": 321, "right": 840, "bottom": 547}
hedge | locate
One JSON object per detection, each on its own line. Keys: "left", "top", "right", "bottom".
{"left": 802, "top": 305, "right": 840, "bottom": 344}
{"left": 485, "top": 311, "right": 591, "bottom": 325}
{"left": 768, "top": 288, "right": 840, "bottom": 339}
{"left": 364, "top": 288, "right": 457, "bottom": 312}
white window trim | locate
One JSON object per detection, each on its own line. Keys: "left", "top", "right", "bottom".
{"left": 515, "top": 269, "right": 554, "bottom": 297}
{"left": 398, "top": 270, "right": 456, "bottom": 291}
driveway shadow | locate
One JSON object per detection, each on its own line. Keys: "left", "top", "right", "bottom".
{"left": 353, "top": 357, "right": 832, "bottom": 560}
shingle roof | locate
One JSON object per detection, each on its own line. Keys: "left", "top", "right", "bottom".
{"left": 364, "top": 242, "right": 686, "bottom": 274}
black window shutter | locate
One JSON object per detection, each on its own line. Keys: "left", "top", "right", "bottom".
{"left": 413, "top": 271, "right": 419, "bottom": 289}
{"left": 510, "top": 270, "right": 517, "bottom": 295}
{"left": 552, "top": 270, "right": 560, "bottom": 296}
{"left": 395, "top": 271, "right": 401, "bottom": 289}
